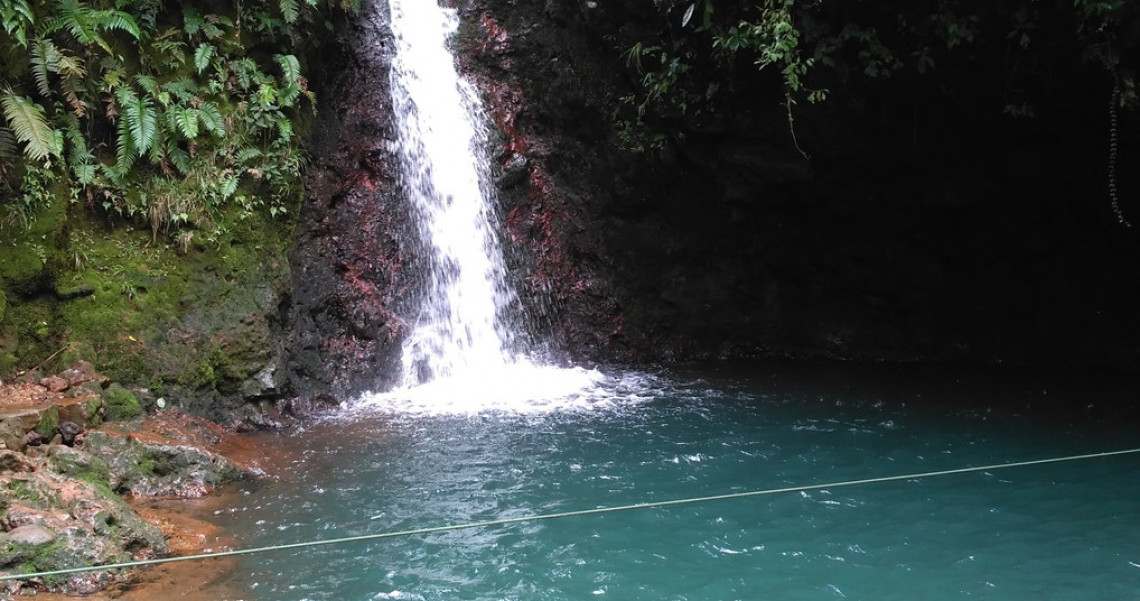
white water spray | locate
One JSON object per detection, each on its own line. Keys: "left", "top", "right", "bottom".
{"left": 387, "top": 0, "right": 516, "bottom": 385}
{"left": 359, "top": 0, "right": 603, "bottom": 413}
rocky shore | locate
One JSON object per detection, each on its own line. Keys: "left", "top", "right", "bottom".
{"left": 0, "top": 362, "right": 259, "bottom": 596}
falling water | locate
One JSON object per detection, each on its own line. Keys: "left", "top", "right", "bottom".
{"left": 364, "top": 0, "right": 602, "bottom": 411}
{"left": 389, "top": 0, "right": 519, "bottom": 384}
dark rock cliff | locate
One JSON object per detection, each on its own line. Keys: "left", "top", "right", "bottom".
{"left": 453, "top": 0, "right": 1140, "bottom": 371}
{"left": 287, "top": 0, "right": 1140, "bottom": 404}
{"left": 287, "top": 0, "right": 412, "bottom": 401}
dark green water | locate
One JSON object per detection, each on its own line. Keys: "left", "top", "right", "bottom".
{"left": 209, "top": 363, "right": 1140, "bottom": 600}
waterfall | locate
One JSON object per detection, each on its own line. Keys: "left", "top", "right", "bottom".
{"left": 364, "top": 0, "right": 602, "bottom": 412}
{"left": 389, "top": 0, "right": 521, "bottom": 385}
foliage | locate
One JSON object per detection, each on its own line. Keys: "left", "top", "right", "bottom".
{"left": 0, "top": 0, "right": 351, "bottom": 238}
{"left": 103, "top": 385, "right": 141, "bottom": 421}
{"left": 620, "top": 1, "right": 1140, "bottom": 151}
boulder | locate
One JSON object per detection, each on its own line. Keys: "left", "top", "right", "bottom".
{"left": 0, "top": 456, "right": 167, "bottom": 595}
{"left": 82, "top": 430, "right": 246, "bottom": 498}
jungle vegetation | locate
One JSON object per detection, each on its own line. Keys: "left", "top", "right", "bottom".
{"left": 0, "top": 0, "right": 356, "bottom": 241}
{"left": 619, "top": 0, "right": 1138, "bottom": 227}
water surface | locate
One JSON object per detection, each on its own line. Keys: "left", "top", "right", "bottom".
{"left": 208, "top": 363, "right": 1140, "bottom": 601}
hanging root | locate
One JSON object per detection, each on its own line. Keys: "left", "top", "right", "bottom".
{"left": 1108, "top": 80, "right": 1132, "bottom": 228}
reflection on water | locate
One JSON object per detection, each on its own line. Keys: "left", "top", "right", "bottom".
{"left": 194, "top": 362, "right": 1140, "bottom": 601}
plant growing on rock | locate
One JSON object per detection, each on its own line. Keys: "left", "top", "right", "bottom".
{"left": 0, "top": 0, "right": 352, "bottom": 238}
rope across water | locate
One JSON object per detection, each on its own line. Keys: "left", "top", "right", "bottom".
{"left": 3, "top": 447, "right": 1138, "bottom": 583}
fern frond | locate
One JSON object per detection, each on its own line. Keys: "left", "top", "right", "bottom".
{"left": 235, "top": 146, "right": 262, "bottom": 163}
{"left": 197, "top": 103, "right": 225, "bottom": 135}
{"left": 116, "top": 85, "right": 157, "bottom": 155}
{"left": 133, "top": 96, "right": 157, "bottom": 154}
{"left": 182, "top": 7, "right": 203, "bottom": 39}
{"left": 275, "top": 54, "right": 302, "bottom": 82}
{"left": 0, "top": 127, "right": 17, "bottom": 157}
{"left": 279, "top": 0, "right": 300, "bottom": 24}
{"left": 30, "top": 38, "right": 60, "bottom": 98}
{"left": 147, "top": 125, "right": 167, "bottom": 166}
{"left": 194, "top": 44, "right": 214, "bottom": 74}
{"left": 0, "top": 91, "right": 59, "bottom": 163}
{"left": 99, "top": 10, "right": 141, "bottom": 39}
{"left": 168, "top": 144, "right": 190, "bottom": 174}
{"left": 135, "top": 74, "right": 159, "bottom": 94}
{"left": 220, "top": 174, "right": 239, "bottom": 198}
{"left": 276, "top": 117, "right": 293, "bottom": 141}
{"left": 162, "top": 78, "right": 200, "bottom": 103}
{"left": 167, "top": 106, "right": 198, "bottom": 139}
{"left": 0, "top": 0, "right": 34, "bottom": 47}
{"left": 115, "top": 111, "right": 137, "bottom": 169}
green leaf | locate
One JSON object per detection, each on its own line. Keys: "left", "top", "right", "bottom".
{"left": 220, "top": 174, "right": 239, "bottom": 198}
{"left": 176, "top": 107, "right": 199, "bottom": 138}
{"left": 1, "top": 0, "right": 34, "bottom": 46}
{"left": 279, "top": 0, "right": 300, "bottom": 23}
{"left": 681, "top": 3, "right": 695, "bottom": 27}
{"left": 276, "top": 117, "right": 293, "bottom": 140}
{"left": 30, "top": 38, "right": 60, "bottom": 98}
{"left": 72, "top": 162, "right": 95, "bottom": 184}
{"left": 117, "top": 86, "right": 157, "bottom": 155}
{"left": 0, "top": 91, "right": 59, "bottom": 163}
{"left": 136, "top": 75, "right": 159, "bottom": 94}
{"left": 0, "top": 126, "right": 17, "bottom": 157}
{"left": 275, "top": 54, "right": 301, "bottom": 83}
{"left": 197, "top": 103, "right": 225, "bottom": 135}
{"left": 194, "top": 44, "right": 214, "bottom": 74}
{"left": 183, "top": 6, "right": 203, "bottom": 38}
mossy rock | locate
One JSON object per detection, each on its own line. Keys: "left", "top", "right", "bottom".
{"left": 34, "top": 406, "right": 59, "bottom": 439}
{"left": 0, "top": 459, "right": 167, "bottom": 594}
{"left": 82, "top": 431, "right": 246, "bottom": 497}
{"left": 46, "top": 446, "right": 115, "bottom": 498}
{"left": 103, "top": 386, "right": 142, "bottom": 422}
{"left": 0, "top": 196, "right": 67, "bottom": 295}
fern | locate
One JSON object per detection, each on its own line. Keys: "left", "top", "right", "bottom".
{"left": 194, "top": 44, "right": 214, "bottom": 74}
{"left": 279, "top": 0, "right": 300, "bottom": 24}
{"left": 162, "top": 78, "right": 200, "bottom": 103}
{"left": 146, "top": 124, "right": 166, "bottom": 166}
{"left": 235, "top": 146, "right": 262, "bottom": 163}
{"left": 275, "top": 54, "right": 301, "bottom": 83}
{"left": 116, "top": 86, "right": 157, "bottom": 156}
{"left": 0, "top": 127, "right": 17, "bottom": 157}
{"left": 114, "top": 112, "right": 137, "bottom": 169}
{"left": 167, "top": 144, "right": 190, "bottom": 173}
{"left": 0, "top": 91, "right": 59, "bottom": 163}
{"left": 173, "top": 106, "right": 199, "bottom": 138}
{"left": 97, "top": 10, "right": 141, "bottom": 39}
{"left": 219, "top": 173, "right": 239, "bottom": 198}
{"left": 182, "top": 6, "right": 203, "bottom": 38}
{"left": 1, "top": 0, "right": 34, "bottom": 47}
{"left": 276, "top": 117, "right": 293, "bottom": 141}
{"left": 197, "top": 103, "right": 225, "bottom": 135}
{"left": 30, "top": 38, "right": 61, "bottom": 98}
{"left": 135, "top": 74, "right": 159, "bottom": 95}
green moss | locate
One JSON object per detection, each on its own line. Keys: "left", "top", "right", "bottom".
{"left": 84, "top": 396, "right": 104, "bottom": 427}
{"left": 6, "top": 479, "right": 38, "bottom": 504}
{"left": 103, "top": 386, "right": 142, "bottom": 421}
{"left": 34, "top": 406, "right": 59, "bottom": 439}
{"left": 3, "top": 301, "right": 59, "bottom": 371}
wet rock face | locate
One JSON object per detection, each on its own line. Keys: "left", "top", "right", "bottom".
{"left": 452, "top": 0, "right": 1140, "bottom": 370}
{"left": 0, "top": 449, "right": 168, "bottom": 596}
{"left": 452, "top": 0, "right": 645, "bottom": 362}
{"left": 293, "top": 0, "right": 1140, "bottom": 388}
{"left": 287, "top": 0, "right": 415, "bottom": 400}
{"left": 82, "top": 431, "right": 246, "bottom": 498}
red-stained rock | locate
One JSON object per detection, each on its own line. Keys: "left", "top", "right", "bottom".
{"left": 39, "top": 376, "right": 68, "bottom": 393}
